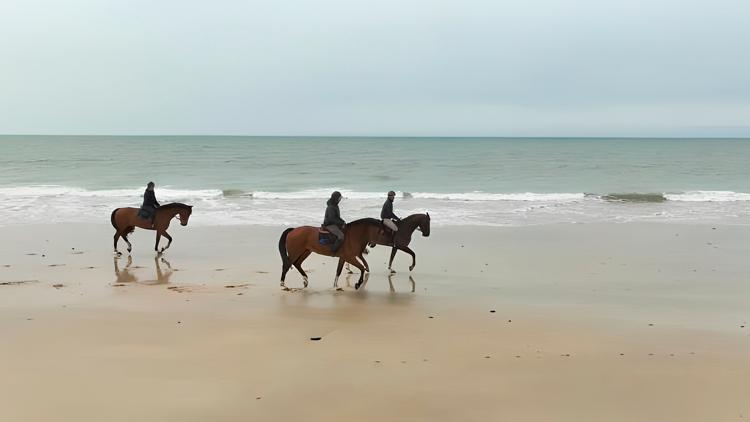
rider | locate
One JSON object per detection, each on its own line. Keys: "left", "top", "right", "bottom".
{"left": 380, "top": 190, "right": 401, "bottom": 237}
{"left": 141, "top": 181, "right": 160, "bottom": 228}
{"left": 323, "top": 191, "right": 345, "bottom": 252}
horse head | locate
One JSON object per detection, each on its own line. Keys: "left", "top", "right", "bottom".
{"left": 417, "top": 212, "right": 431, "bottom": 237}
{"left": 176, "top": 205, "right": 193, "bottom": 226}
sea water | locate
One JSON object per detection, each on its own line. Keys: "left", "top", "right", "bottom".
{"left": 1, "top": 136, "right": 749, "bottom": 226}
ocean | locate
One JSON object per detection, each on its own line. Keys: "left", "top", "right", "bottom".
{"left": 1, "top": 135, "right": 749, "bottom": 227}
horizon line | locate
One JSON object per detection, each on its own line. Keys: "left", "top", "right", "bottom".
{"left": 1, "top": 134, "right": 750, "bottom": 140}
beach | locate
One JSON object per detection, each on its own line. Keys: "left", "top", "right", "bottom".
{"left": 1, "top": 222, "right": 749, "bottom": 421}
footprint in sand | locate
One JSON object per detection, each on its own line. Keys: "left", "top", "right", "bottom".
{"left": 167, "top": 286, "right": 192, "bottom": 293}
{"left": 214, "top": 268, "right": 226, "bottom": 272}
{"left": 47, "top": 264, "right": 66, "bottom": 267}
{"left": 224, "top": 283, "right": 250, "bottom": 288}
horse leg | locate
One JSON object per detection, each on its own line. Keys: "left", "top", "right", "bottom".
{"left": 334, "top": 258, "right": 345, "bottom": 289}
{"left": 346, "top": 262, "right": 354, "bottom": 274}
{"left": 388, "top": 247, "right": 398, "bottom": 273}
{"left": 281, "top": 248, "right": 306, "bottom": 288}
{"left": 122, "top": 230, "right": 133, "bottom": 254}
{"left": 346, "top": 257, "right": 367, "bottom": 290}
{"left": 154, "top": 232, "right": 162, "bottom": 254}
{"left": 160, "top": 231, "right": 173, "bottom": 253}
{"left": 113, "top": 232, "right": 122, "bottom": 256}
{"left": 400, "top": 246, "right": 417, "bottom": 271}
{"left": 293, "top": 250, "right": 311, "bottom": 288}
{"left": 358, "top": 253, "right": 370, "bottom": 272}
{"left": 280, "top": 260, "right": 292, "bottom": 288}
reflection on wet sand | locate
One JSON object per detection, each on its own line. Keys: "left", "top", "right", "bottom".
{"left": 113, "top": 256, "right": 137, "bottom": 284}
{"left": 113, "top": 256, "right": 174, "bottom": 285}
{"left": 387, "top": 274, "right": 416, "bottom": 293}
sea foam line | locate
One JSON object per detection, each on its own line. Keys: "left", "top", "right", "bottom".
{"left": 1, "top": 186, "right": 750, "bottom": 202}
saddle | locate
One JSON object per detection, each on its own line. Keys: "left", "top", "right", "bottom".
{"left": 318, "top": 227, "right": 335, "bottom": 245}
{"left": 137, "top": 207, "right": 154, "bottom": 220}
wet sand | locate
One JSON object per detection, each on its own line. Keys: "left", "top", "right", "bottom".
{"left": 1, "top": 223, "right": 749, "bottom": 421}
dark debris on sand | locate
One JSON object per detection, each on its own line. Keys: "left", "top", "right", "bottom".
{"left": 1, "top": 280, "right": 39, "bottom": 286}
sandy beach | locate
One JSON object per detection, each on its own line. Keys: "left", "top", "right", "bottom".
{"left": 0, "top": 222, "right": 748, "bottom": 421}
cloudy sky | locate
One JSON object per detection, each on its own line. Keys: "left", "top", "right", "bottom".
{"left": 0, "top": 0, "right": 748, "bottom": 136}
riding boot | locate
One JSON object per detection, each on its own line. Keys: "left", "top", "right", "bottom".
{"left": 331, "top": 238, "right": 343, "bottom": 253}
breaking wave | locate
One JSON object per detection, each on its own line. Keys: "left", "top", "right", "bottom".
{"left": 0, "top": 185, "right": 749, "bottom": 227}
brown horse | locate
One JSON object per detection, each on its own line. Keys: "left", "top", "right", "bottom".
{"left": 278, "top": 218, "right": 383, "bottom": 290}
{"left": 110, "top": 203, "right": 193, "bottom": 256}
{"left": 348, "top": 213, "right": 430, "bottom": 273}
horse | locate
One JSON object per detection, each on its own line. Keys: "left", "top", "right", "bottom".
{"left": 278, "top": 218, "right": 384, "bottom": 290}
{"left": 110, "top": 203, "right": 193, "bottom": 256}
{"left": 347, "top": 213, "right": 431, "bottom": 273}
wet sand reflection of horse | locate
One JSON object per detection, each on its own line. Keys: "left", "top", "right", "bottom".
{"left": 113, "top": 255, "right": 174, "bottom": 285}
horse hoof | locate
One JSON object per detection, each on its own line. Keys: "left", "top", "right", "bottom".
{"left": 409, "top": 266, "right": 415, "bottom": 271}
{"left": 355, "top": 282, "right": 362, "bottom": 290}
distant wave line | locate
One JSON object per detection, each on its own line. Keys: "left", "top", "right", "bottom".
{"left": 1, "top": 185, "right": 750, "bottom": 202}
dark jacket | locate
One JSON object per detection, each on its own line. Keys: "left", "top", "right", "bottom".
{"left": 141, "top": 189, "right": 160, "bottom": 210}
{"left": 323, "top": 199, "right": 345, "bottom": 227}
{"left": 380, "top": 199, "right": 400, "bottom": 221}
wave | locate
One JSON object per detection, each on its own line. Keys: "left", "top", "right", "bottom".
{"left": 221, "top": 189, "right": 253, "bottom": 198}
{"left": 2, "top": 186, "right": 750, "bottom": 203}
{"left": 599, "top": 193, "right": 667, "bottom": 203}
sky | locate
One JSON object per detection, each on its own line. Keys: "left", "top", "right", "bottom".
{"left": 0, "top": 0, "right": 748, "bottom": 137}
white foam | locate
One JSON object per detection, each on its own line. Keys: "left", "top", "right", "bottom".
{"left": 664, "top": 191, "right": 750, "bottom": 202}
{"left": 409, "top": 192, "right": 585, "bottom": 201}
{"left": 0, "top": 185, "right": 223, "bottom": 199}
{"left": 1, "top": 185, "right": 749, "bottom": 227}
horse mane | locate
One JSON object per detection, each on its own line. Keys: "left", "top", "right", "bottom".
{"left": 402, "top": 213, "right": 427, "bottom": 223}
{"left": 347, "top": 217, "right": 382, "bottom": 227}
{"left": 160, "top": 203, "right": 192, "bottom": 211}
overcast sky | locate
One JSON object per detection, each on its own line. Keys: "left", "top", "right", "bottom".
{"left": 0, "top": 0, "right": 748, "bottom": 137}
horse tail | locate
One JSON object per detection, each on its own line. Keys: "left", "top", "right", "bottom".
{"left": 110, "top": 208, "right": 119, "bottom": 230}
{"left": 278, "top": 228, "right": 294, "bottom": 268}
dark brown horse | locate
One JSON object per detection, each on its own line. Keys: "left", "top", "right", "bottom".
{"left": 110, "top": 203, "right": 193, "bottom": 256}
{"left": 348, "top": 213, "right": 430, "bottom": 273}
{"left": 278, "top": 218, "right": 383, "bottom": 290}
